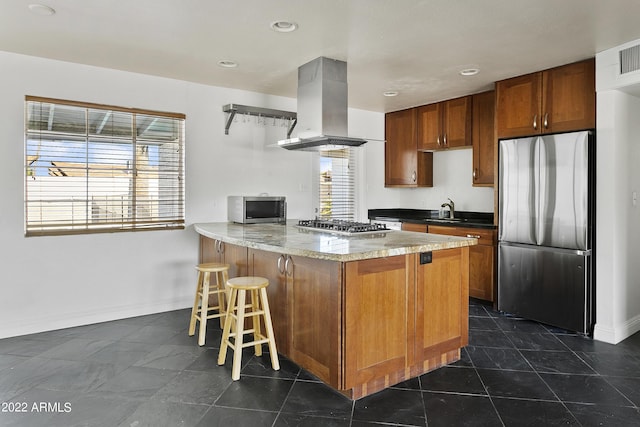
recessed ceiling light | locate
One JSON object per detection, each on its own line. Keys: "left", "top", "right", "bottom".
{"left": 28, "top": 4, "right": 55, "bottom": 16}
{"left": 459, "top": 68, "right": 479, "bottom": 76}
{"left": 383, "top": 91, "right": 399, "bottom": 97}
{"left": 217, "top": 60, "right": 238, "bottom": 68}
{"left": 270, "top": 21, "right": 298, "bottom": 33}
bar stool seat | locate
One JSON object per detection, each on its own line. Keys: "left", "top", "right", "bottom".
{"left": 188, "top": 262, "right": 230, "bottom": 346}
{"left": 218, "top": 276, "right": 280, "bottom": 380}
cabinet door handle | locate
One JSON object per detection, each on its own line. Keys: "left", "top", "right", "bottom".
{"left": 533, "top": 114, "right": 538, "bottom": 130}
{"left": 466, "top": 234, "right": 481, "bottom": 239}
{"left": 285, "top": 255, "right": 293, "bottom": 276}
{"left": 437, "top": 136, "right": 441, "bottom": 146}
{"left": 218, "top": 241, "right": 224, "bottom": 254}
{"left": 473, "top": 168, "right": 478, "bottom": 180}
{"left": 215, "top": 240, "right": 221, "bottom": 253}
{"left": 411, "top": 171, "right": 416, "bottom": 182}
{"left": 443, "top": 133, "right": 447, "bottom": 146}
{"left": 277, "top": 254, "right": 285, "bottom": 274}
{"left": 543, "top": 113, "right": 548, "bottom": 129}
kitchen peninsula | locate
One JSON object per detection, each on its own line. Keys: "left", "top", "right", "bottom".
{"left": 194, "top": 221, "right": 476, "bottom": 399}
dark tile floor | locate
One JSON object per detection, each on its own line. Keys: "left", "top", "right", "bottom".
{"left": 1, "top": 300, "right": 639, "bottom": 426}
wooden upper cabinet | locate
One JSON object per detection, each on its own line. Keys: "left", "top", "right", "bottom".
{"left": 496, "top": 73, "right": 541, "bottom": 138}
{"left": 472, "top": 90, "right": 495, "bottom": 186}
{"left": 496, "top": 58, "right": 595, "bottom": 138}
{"left": 385, "top": 108, "right": 433, "bottom": 187}
{"left": 416, "top": 103, "right": 441, "bottom": 150}
{"left": 543, "top": 59, "right": 596, "bottom": 133}
{"left": 417, "top": 96, "right": 471, "bottom": 150}
{"left": 444, "top": 96, "right": 472, "bottom": 148}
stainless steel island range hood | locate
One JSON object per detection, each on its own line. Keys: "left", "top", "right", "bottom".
{"left": 278, "top": 57, "right": 367, "bottom": 151}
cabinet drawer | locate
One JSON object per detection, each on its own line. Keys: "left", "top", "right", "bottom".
{"left": 428, "top": 225, "right": 495, "bottom": 246}
{"left": 401, "top": 222, "right": 428, "bottom": 233}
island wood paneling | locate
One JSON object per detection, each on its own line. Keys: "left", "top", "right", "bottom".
{"left": 198, "top": 233, "right": 471, "bottom": 399}
{"left": 343, "top": 255, "right": 414, "bottom": 390}
{"left": 287, "top": 255, "right": 342, "bottom": 388}
{"left": 415, "top": 247, "right": 469, "bottom": 360}
{"left": 250, "top": 248, "right": 290, "bottom": 354}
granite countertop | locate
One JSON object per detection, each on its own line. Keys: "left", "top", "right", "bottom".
{"left": 368, "top": 208, "right": 497, "bottom": 230}
{"left": 194, "top": 221, "right": 477, "bottom": 262}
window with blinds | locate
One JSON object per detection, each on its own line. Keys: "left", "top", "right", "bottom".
{"left": 318, "top": 148, "right": 356, "bottom": 220}
{"left": 25, "top": 96, "right": 185, "bottom": 236}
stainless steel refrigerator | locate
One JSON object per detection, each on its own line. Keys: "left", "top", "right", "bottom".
{"left": 498, "top": 130, "right": 595, "bottom": 334}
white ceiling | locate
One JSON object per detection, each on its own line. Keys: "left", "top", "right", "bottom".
{"left": 2, "top": 0, "right": 640, "bottom": 112}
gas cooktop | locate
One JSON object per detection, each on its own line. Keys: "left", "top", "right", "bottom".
{"left": 296, "top": 219, "right": 391, "bottom": 235}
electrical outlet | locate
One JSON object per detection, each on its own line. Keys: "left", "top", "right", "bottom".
{"left": 420, "top": 252, "right": 432, "bottom": 265}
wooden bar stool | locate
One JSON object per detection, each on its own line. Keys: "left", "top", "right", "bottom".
{"left": 217, "top": 276, "right": 280, "bottom": 380}
{"left": 188, "top": 262, "right": 230, "bottom": 346}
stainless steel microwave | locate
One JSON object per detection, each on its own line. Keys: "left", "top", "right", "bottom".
{"left": 227, "top": 196, "right": 286, "bottom": 224}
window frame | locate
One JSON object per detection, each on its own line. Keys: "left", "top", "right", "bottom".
{"left": 24, "top": 96, "right": 186, "bottom": 237}
{"left": 315, "top": 147, "right": 358, "bottom": 221}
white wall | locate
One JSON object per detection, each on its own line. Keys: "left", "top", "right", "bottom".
{"left": 364, "top": 142, "right": 495, "bottom": 213}
{"left": 593, "top": 90, "right": 640, "bottom": 343}
{"left": 594, "top": 39, "right": 640, "bottom": 343}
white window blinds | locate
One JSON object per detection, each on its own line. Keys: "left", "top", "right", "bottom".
{"left": 318, "top": 148, "right": 356, "bottom": 220}
{"left": 25, "top": 96, "right": 185, "bottom": 236}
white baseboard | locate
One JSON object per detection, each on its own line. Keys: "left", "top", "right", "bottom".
{"left": 593, "top": 314, "right": 640, "bottom": 344}
{"left": 0, "top": 296, "right": 193, "bottom": 340}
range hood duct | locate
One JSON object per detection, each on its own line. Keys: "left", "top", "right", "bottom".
{"left": 278, "top": 57, "right": 367, "bottom": 151}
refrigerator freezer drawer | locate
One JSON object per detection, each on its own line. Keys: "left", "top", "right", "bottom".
{"left": 498, "top": 242, "right": 592, "bottom": 334}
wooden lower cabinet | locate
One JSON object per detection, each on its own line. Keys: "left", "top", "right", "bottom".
{"left": 344, "top": 255, "right": 413, "bottom": 390}
{"left": 428, "top": 226, "right": 496, "bottom": 302}
{"left": 468, "top": 245, "right": 495, "bottom": 302}
{"left": 416, "top": 248, "right": 469, "bottom": 360}
{"left": 249, "top": 249, "right": 289, "bottom": 353}
{"left": 199, "top": 237, "right": 249, "bottom": 306}
{"left": 401, "top": 222, "right": 428, "bottom": 233}
{"left": 287, "top": 255, "right": 342, "bottom": 388}
{"left": 343, "top": 248, "right": 469, "bottom": 398}
{"left": 249, "top": 249, "right": 342, "bottom": 389}
{"left": 199, "top": 237, "right": 249, "bottom": 278}
{"left": 200, "top": 236, "right": 469, "bottom": 399}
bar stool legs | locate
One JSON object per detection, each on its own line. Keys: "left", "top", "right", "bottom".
{"left": 188, "top": 263, "right": 230, "bottom": 346}
{"left": 217, "top": 276, "right": 280, "bottom": 380}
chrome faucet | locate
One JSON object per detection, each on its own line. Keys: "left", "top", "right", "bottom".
{"left": 441, "top": 198, "right": 455, "bottom": 219}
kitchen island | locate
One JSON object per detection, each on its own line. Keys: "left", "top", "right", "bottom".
{"left": 194, "top": 221, "right": 476, "bottom": 399}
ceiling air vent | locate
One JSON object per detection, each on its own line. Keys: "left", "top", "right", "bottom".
{"left": 620, "top": 44, "right": 640, "bottom": 74}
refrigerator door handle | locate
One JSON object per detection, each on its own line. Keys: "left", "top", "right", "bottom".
{"left": 499, "top": 241, "right": 591, "bottom": 257}
{"left": 534, "top": 136, "right": 544, "bottom": 245}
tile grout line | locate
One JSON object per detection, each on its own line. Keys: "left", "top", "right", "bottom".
{"left": 499, "top": 313, "right": 584, "bottom": 425}
{"left": 472, "top": 303, "right": 507, "bottom": 427}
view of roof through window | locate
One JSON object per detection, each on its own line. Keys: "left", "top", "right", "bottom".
{"left": 25, "top": 98, "right": 185, "bottom": 235}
